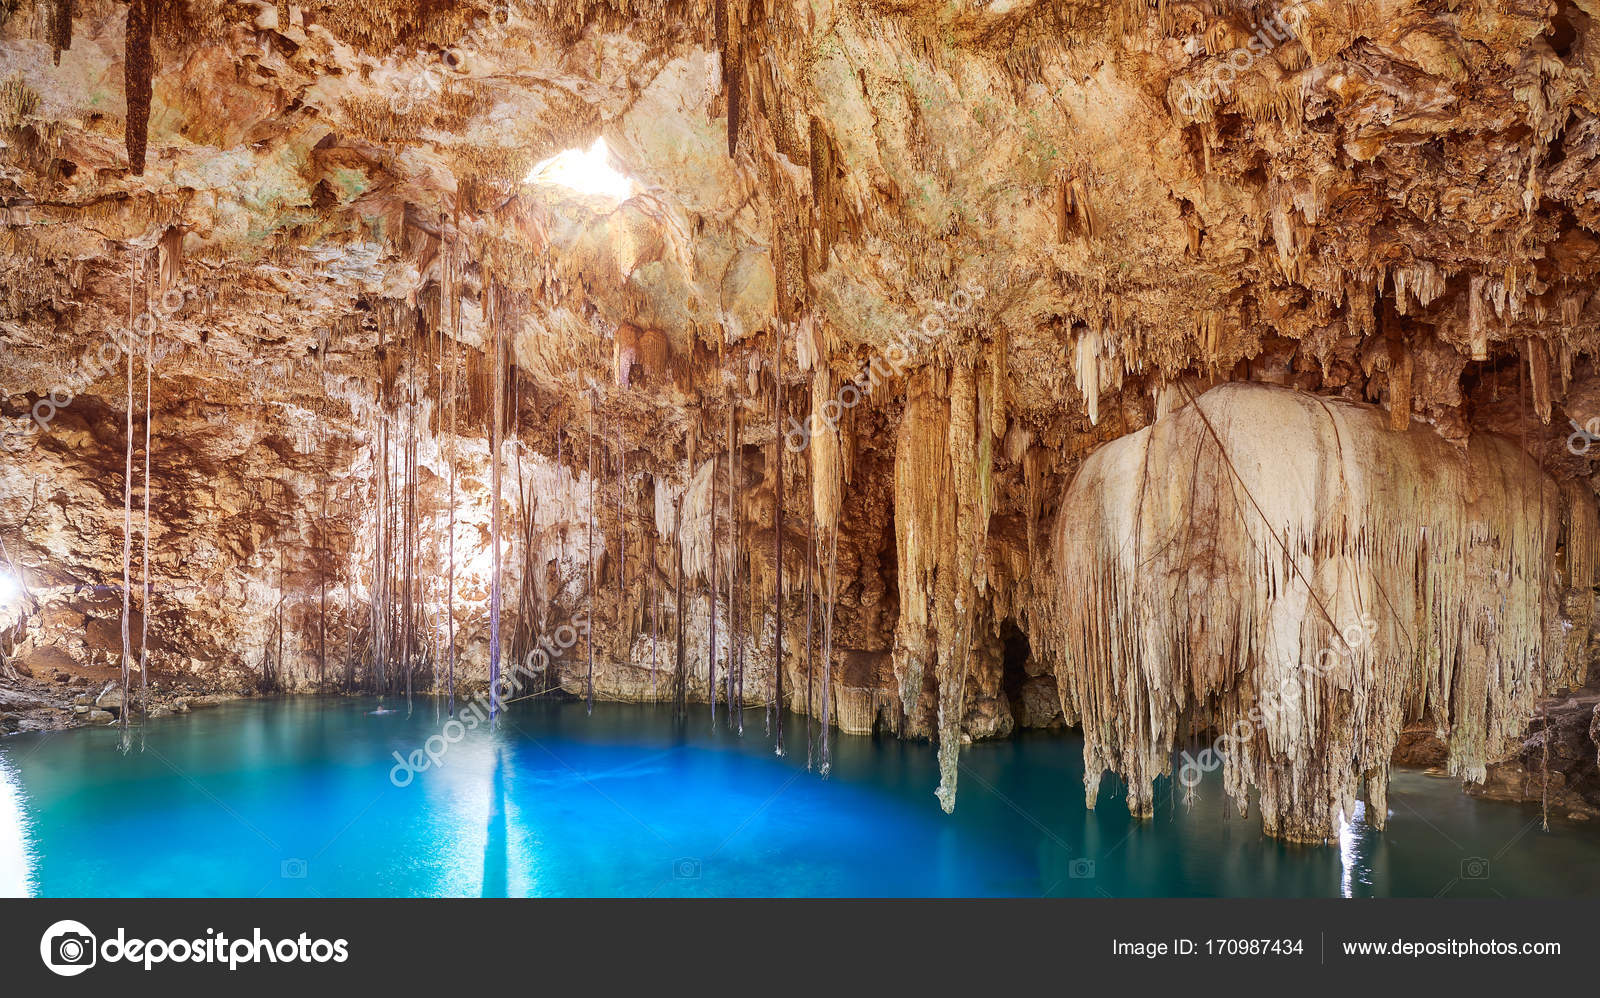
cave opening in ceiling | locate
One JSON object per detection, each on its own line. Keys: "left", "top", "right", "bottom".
{"left": 523, "top": 138, "right": 634, "bottom": 203}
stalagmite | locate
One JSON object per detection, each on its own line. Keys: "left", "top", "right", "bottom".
{"left": 1042, "top": 382, "right": 1577, "bottom": 841}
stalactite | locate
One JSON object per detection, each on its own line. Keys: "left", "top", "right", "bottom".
{"left": 650, "top": 483, "right": 659, "bottom": 702}
{"left": 733, "top": 408, "right": 746, "bottom": 732}
{"left": 1564, "top": 481, "right": 1599, "bottom": 595}
{"left": 614, "top": 324, "right": 640, "bottom": 387}
{"left": 1468, "top": 274, "right": 1491, "bottom": 360}
{"left": 488, "top": 278, "right": 505, "bottom": 724}
{"left": 708, "top": 422, "right": 719, "bottom": 727}
{"left": 511, "top": 396, "right": 541, "bottom": 692}
{"left": 402, "top": 326, "right": 417, "bottom": 710}
{"left": 1387, "top": 336, "right": 1413, "bottom": 432}
{"left": 123, "top": 0, "right": 153, "bottom": 176}
{"left": 586, "top": 395, "right": 596, "bottom": 715}
{"left": 718, "top": 0, "right": 740, "bottom": 158}
{"left": 891, "top": 362, "right": 990, "bottom": 810}
{"left": 617, "top": 424, "right": 626, "bottom": 666}
{"left": 673, "top": 490, "right": 687, "bottom": 720}
{"left": 804, "top": 468, "right": 815, "bottom": 770}
{"left": 1527, "top": 337, "right": 1553, "bottom": 425}
{"left": 1043, "top": 382, "right": 1571, "bottom": 841}
{"left": 772, "top": 338, "right": 785, "bottom": 755}
{"left": 726, "top": 401, "right": 738, "bottom": 729}
{"left": 810, "top": 365, "right": 843, "bottom": 775}
{"left": 139, "top": 262, "right": 152, "bottom": 746}
{"left": 317, "top": 341, "right": 328, "bottom": 690}
{"left": 344, "top": 585, "right": 355, "bottom": 692}
{"left": 1073, "top": 323, "right": 1103, "bottom": 426}
{"left": 48, "top": 0, "right": 72, "bottom": 66}
{"left": 445, "top": 231, "right": 458, "bottom": 713}
{"left": 275, "top": 544, "right": 285, "bottom": 691}
{"left": 158, "top": 226, "right": 183, "bottom": 292}
{"left": 120, "top": 259, "right": 134, "bottom": 753}
{"left": 819, "top": 524, "right": 837, "bottom": 776}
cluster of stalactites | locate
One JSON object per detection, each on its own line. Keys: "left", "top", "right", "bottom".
{"left": 891, "top": 360, "right": 997, "bottom": 812}
{"left": 1042, "top": 382, "right": 1583, "bottom": 842}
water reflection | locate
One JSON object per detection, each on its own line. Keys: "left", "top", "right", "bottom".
{"left": 0, "top": 698, "right": 1597, "bottom": 897}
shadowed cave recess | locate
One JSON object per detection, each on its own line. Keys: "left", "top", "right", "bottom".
{"left": 0, "top": 0, "right": 1599, "bottom": 847}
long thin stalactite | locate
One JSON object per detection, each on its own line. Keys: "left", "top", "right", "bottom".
{"left": 119, "top": 258, "right": 135, "bottom": 753}
{"left": 488, "top": 279, "right": 505, "bottom": 724}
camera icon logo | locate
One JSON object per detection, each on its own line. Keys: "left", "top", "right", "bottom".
{"left": 281, "top": 858, "right": 309, "bottom": 879}
{"left": 1068, "top": 858, "right": 1096, "bottom": 879}
{"left": 39, "top": 919, "right": 97, "bottom": 976}
{"left": 1461, "top": 857, "right": 1490, "bottom": 880}
{"left": 673, "top": 857, "right": 702, "bottom": 880}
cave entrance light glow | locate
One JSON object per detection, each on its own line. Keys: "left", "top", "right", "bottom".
{"left": 0, "top": 570, "right": 19, "bottom": 609}
{"left": 523, "top": 138, "right": 634, "bottom": 202}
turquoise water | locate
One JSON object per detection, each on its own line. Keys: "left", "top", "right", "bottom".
{"left": 1, "top": 696, "right": 1597, "bottom": 897}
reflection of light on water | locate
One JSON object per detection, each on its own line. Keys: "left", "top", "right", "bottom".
{"left": 1338, "top": 801, "right": 1372, "bottom": 899}
{"left": 0, "top": 755, "right": 37, "bottom": 897}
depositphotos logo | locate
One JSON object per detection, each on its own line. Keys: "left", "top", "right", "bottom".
{"left": 40, "top": 919, "right": 350, "bottom": 975}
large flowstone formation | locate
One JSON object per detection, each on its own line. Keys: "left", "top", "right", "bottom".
{"left": 1044, "top": 383, "right": 1594, "bottom": 840}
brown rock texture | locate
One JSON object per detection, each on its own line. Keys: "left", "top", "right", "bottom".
{"left": 0, "top": 0, "right": 1598, "bottom": 832}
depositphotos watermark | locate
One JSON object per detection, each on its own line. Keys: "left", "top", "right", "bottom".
{"left": 1178, "top": 615, "right": 1378, "bottom": 788}
{"left": 1172, "top": 5, "right": 1308, "bottom": 118}
{"left": 39, "top": 919, "right": 349, "bottom": 976}
{"left": 388, "top": 614, "right": 590, "bottom": 787}
{"left": 1567, "top": 418, "right": 1600, "bottom": 456}
{"left": 392, "top": 1, "right": 517, "bottom": 114}
{"left": 784, "top": 282, "right": 985, "bottom": 453}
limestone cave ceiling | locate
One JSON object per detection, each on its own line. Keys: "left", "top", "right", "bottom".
{"left": 1, "top": 0, "right": 1600, "bottom": 833}
{"left": 0, "top": 0, "right": 1593, "bottom": 430}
